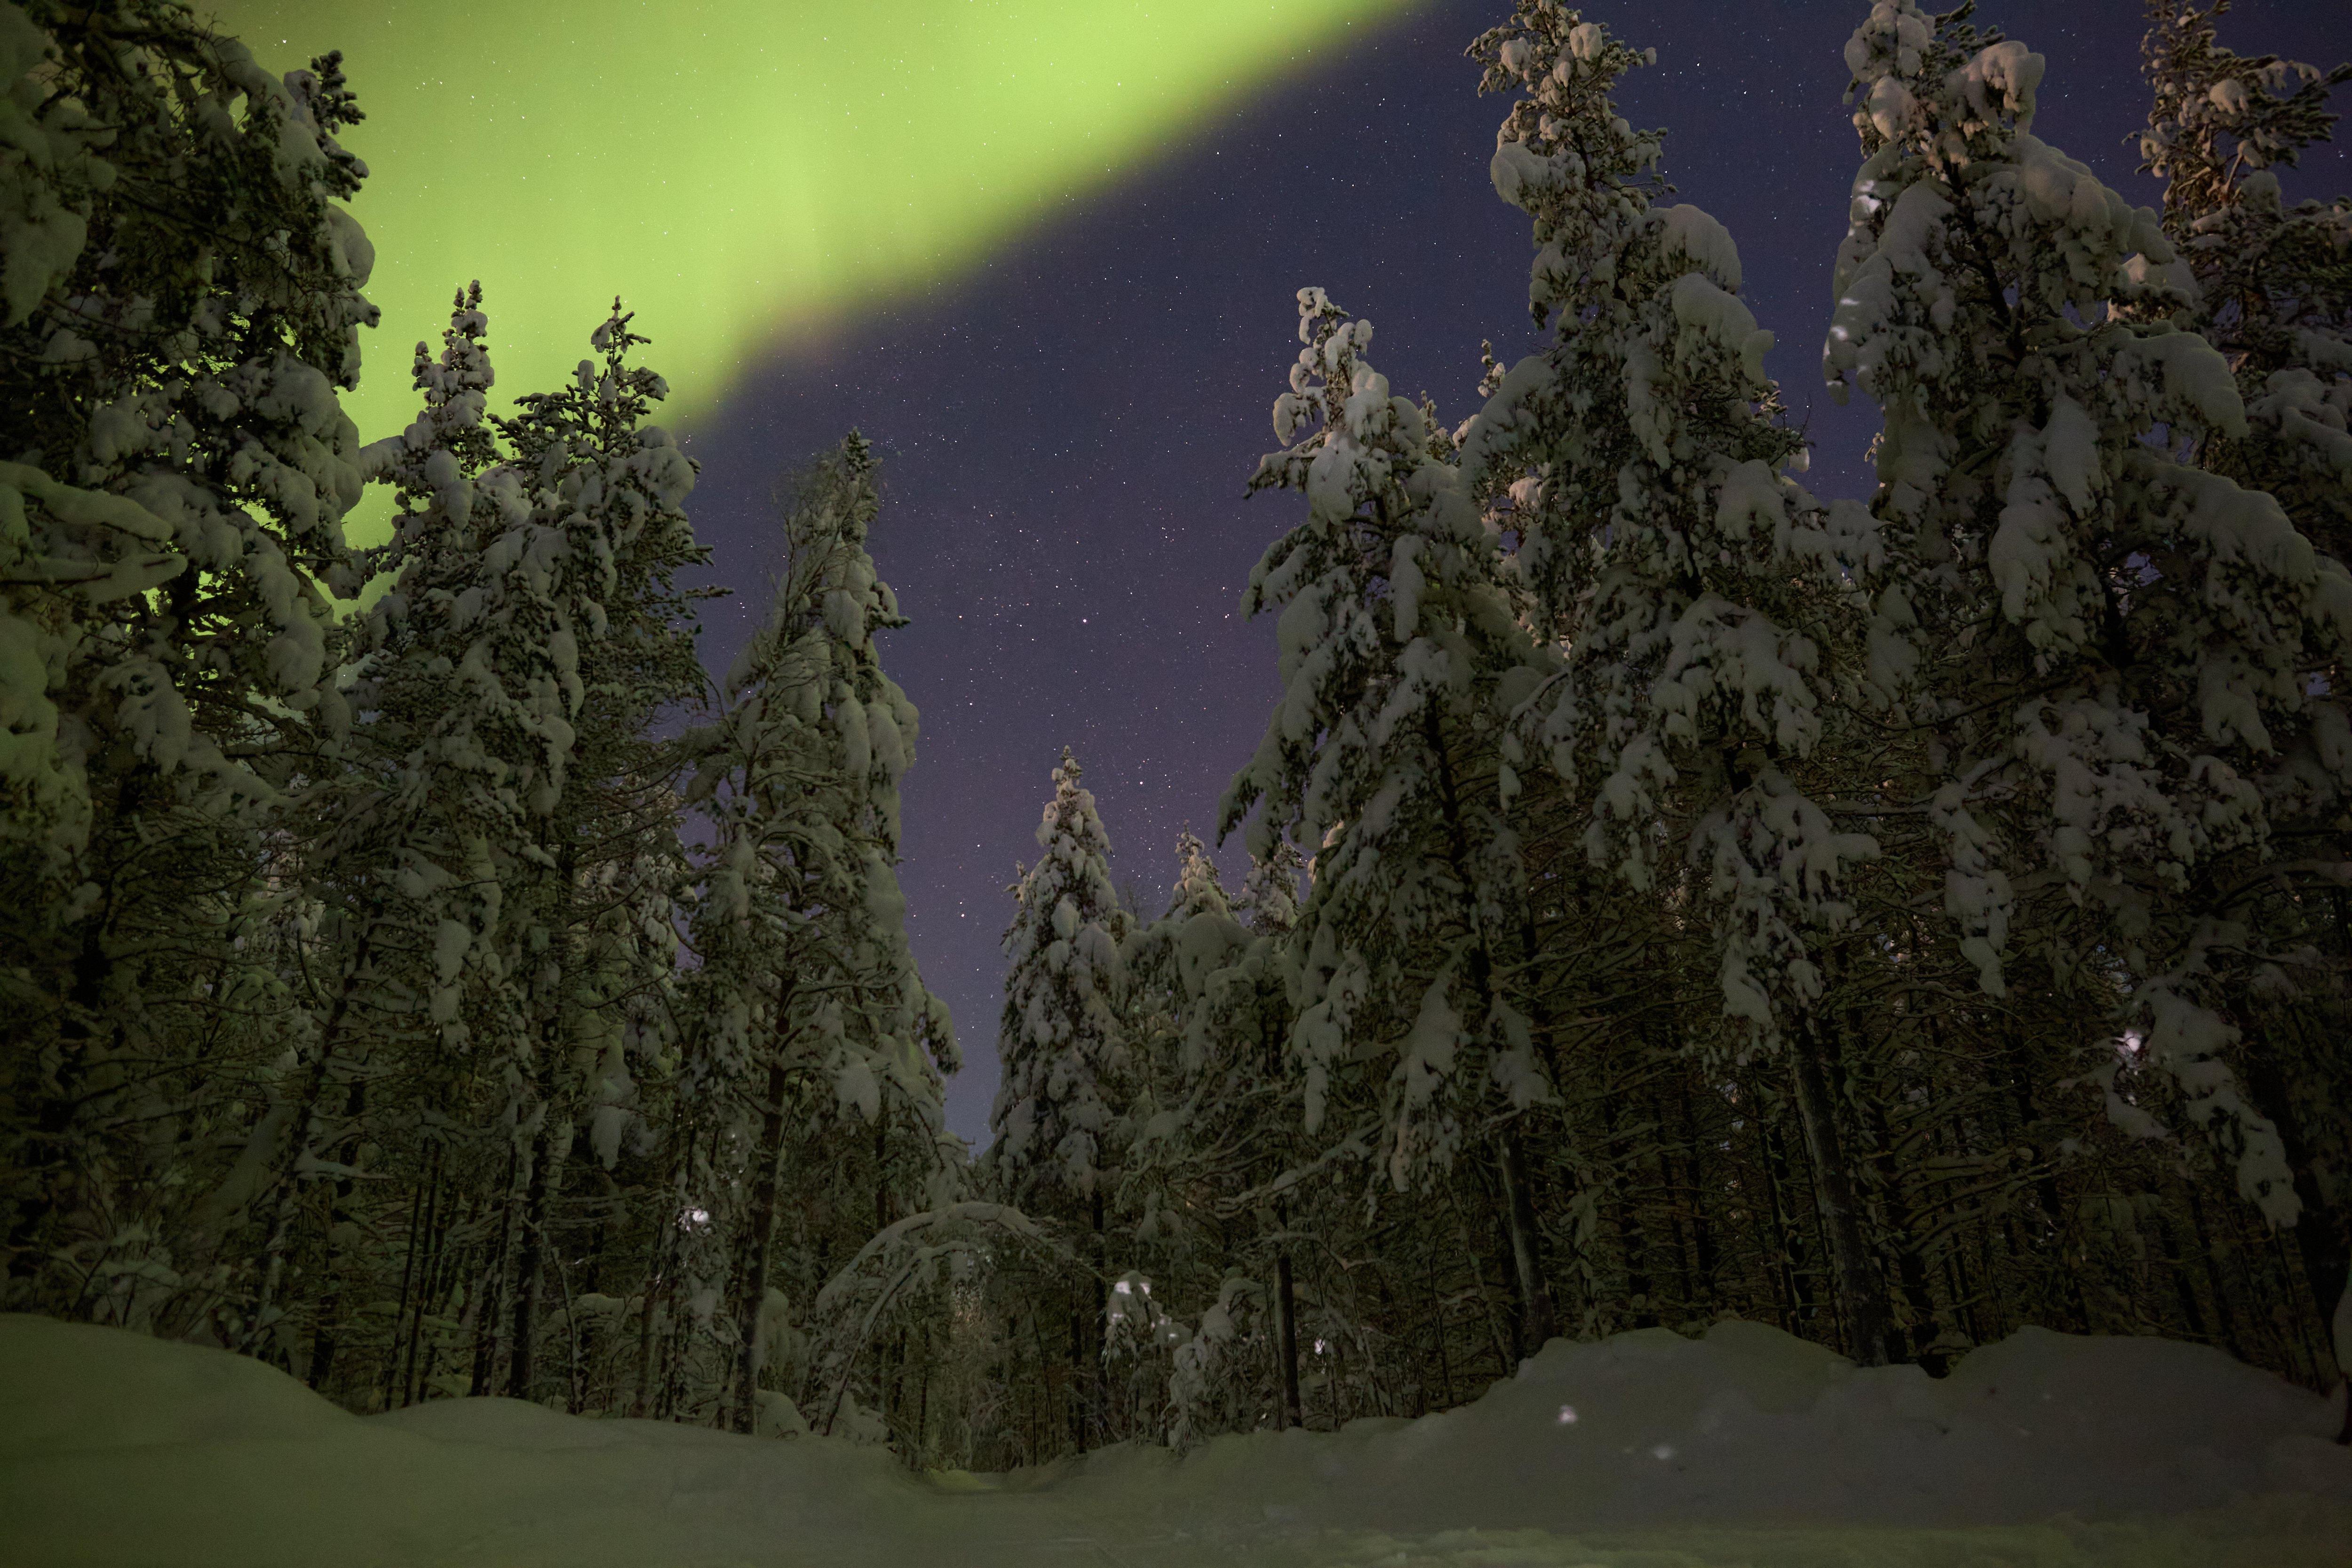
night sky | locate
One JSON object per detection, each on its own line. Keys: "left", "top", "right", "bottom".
{"left": 676, "top": 0, "right": 2348, "bottom": 1144}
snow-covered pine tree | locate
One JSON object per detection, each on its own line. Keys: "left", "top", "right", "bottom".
{"left": 1, "top": 1, "right": 375, "bottom": 1313}
{"left": 2139, "top": 0, "right": 2351, "bottom": 575}
{"left": 307, "top": 287, "right": 676, "bottom": 1404}
{"left": 1134, "top": 831, "right": 1242, "bottom": 1016}
{"left": 1183, "top": 837, "right": 1315, "bottom": 1431}
{"left": 323, "top": 296, "right": 704, "bottom": 1402}
{"left": 1827, "top": 0, "right": 2352, "bottom": 1250}
{"left": 333, "top": 284, "right": 512, "bottom": 1050}
{"left": 1222, "top": 285, "right": 1564, "bottom": 1359}
{"left": 1452, "top": 3, "right": 1892, "bottom": 1360}
{"left": 986, "top": 746, "right": 1129, "bottom": 1447}
{"left": 990, "top": 748, "right": 1130, "bottom": 1214}
{"left": 1121, "top": 832, "right": 1224, "bottom": 1189}
{"left": 2138, "top": 0, "right": 2352, "bottom": 1427}
{"left": 458, "top": 302, "right": 705, "bottom": 1403}
{"left": 1122, "top": 830, "right": 1244, "bottom": 1135}
{"left": 678, "top": 433, "right": 955, "bottom": 1433}
{"left": 1235, "top": 836, "right": 1305, "bottom": 937}
{"left": 211, "top": 287, "right": 516, "bottom": 1377}
{"left": 1117, "top": 832, "right": 1269, "bottom": 1433}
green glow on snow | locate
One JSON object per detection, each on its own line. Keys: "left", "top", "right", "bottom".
{"left": 215, "top": 0, "right": 1416, "bottom": 539}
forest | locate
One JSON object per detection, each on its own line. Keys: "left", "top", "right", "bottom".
{"left": 2, "top": 0, "right": 2349, "bottom": 1484}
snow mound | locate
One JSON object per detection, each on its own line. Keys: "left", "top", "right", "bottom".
{"left": 1118, "top": 1319, "right": 2351, "bottom": 1536}
{"left": 2, "top": 1313, "right": 2347, "bottom": 1567}
{"left": 0, "top": 1313, "right": 358, "bottom": 1460}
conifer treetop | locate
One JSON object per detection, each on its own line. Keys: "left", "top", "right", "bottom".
{"left": 990, "top": 746, "right": 1129, "bottom": 1204}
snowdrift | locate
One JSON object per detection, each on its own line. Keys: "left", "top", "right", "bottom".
{"left": 3, "top": 1312, "right": 2347, "bottom": 1566}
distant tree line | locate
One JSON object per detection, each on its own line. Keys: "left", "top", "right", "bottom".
{"left": 2, "top": 0, "right": 2345, "bottom": 1462}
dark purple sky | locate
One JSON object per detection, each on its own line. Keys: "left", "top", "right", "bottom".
{"left": 678, "top": 0, "right": 2348, "bottom": 1144}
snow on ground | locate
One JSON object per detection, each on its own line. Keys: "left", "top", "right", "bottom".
{"left": 3, "top": 1312, "right": 2348, "bottom": 1566}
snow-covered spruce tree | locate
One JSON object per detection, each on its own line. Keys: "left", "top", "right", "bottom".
{"left": 1119, "top": 833, "right": 1235, "bottom": 1228}
{"left": 340, "top": 298, "right": 704, "bottom": 1403}
{"left": 1119, "top": 831, "right": 1286, "bottom": 1435}
{"left": 985, "top": 746, "right": 1129, "bottom": 1447}
{"left": 677, "top": 433, "right": 956, "bottom": 1434}
{"left": 1236, "top": 835, "right": 1306, "bottom": 936}
{"left": 477, "top": 304, "right": 702, "bottom": 1405}
{"left": 1222, "top": 286, "right": 1565, "bottom": 1360}
{"left": 1122, "top": 830, "right": 1247, "bottom": 1165}
{"left": 2139, "top": 0, "right": 2352, "bottom": 1409}
{"left": 1163, "top": 836, "right": 1322, "bottom": 1434}
{"left": 192, "top": 288, "right": 519, "bottom": 1378}
{"left": 0, "top": 2, "right": 375, "bottom": 1311}
{"left": 1125, "top": 830, "right": 1242, "bottom": 1057}
{"left": 2140, "top": 0, "right": 2351, "bottom": 589}
{"left": 278, "top": 287, "right": 592, "bottom": 1401}
{"left": 329, "top": 284, "right": 512, "bottom": 1058}
{"left": 1454, "top": 4, "right": 1894, "bottom": 1361}
{"left": 989, "top": 748, "right": 1130, "bottom": 1213}
{"left": 1827, "top": 2, "right": 2352, "bottom": 1258}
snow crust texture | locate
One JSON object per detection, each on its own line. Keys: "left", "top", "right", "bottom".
{"left": 4, "top": 1312, "right": 2347, "bottom": 1567}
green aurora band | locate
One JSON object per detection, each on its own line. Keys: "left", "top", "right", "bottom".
{"left": 215, "top": 0, "right": 1415, "bottom": 542}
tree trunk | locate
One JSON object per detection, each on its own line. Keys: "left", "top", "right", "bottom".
{"left": 247, "top": 1059, "right": 343, "bottom": 1360}
{"left": 304, "top": 1074, "right": 373, "bottom": 1394}
{"left": 468, "top": 1210, "right": 506, "bottom": 1399}
{"left": 1424, "top": 1249, "right": 1454, "bottom": 1410}
{"left": 1596, "top": 1085, "right": 1657, "bottom": 1329}
{"left": 1422, "top": 701, "right": 1557, "bottom": 1358}
{"left": 636, "top": 1154, "right": 685, "bottom": 1419}
{"left": 1274, "top": 1247, "right": 1304, "bottom": 1430}
{"left": 732, "top": 1054, "right": 794, "bottom": 1433}
{"left": 1088, "top": 1183, "right": 1108, "bottom": 1444}
{"left": 388, "top": 1144, "right": 442, "bottom": 1410}
{"left": 1787, "top": 1015, "right": 1894, "bottom": 1366}
{"left": 414, "top": 1243, "right": 462, "bottom": 1405}
{"left": 2242, "top": 1052, "right": 2349, "bottom": 1404}
{"left": 1757, "top": 1107, "right": 1812, "bottom": 1332}
{"left": 506, "top": 1118, "right": 565, "bottom": 1401}
{"left": 1066, "top": 1305, "right": 1087, "bottom": 1453}
{"left": 247, "top": 926, "right": 386, "bottom": 1357}
{"left": 1674, "top": 1079, "right": 1721, "bottom": 1306}
{"left": 4, "top": 911, "right": 117, "bottom": 1278}
{"left": 633, "top": 1249, "right": 667, "bottom": 1420}
{"left": 1446, "top": 1183, "right": 1518, "bottom": 1375}
{"left": 1494, "top": 1125, "right": 1557, "bottom": 1358}
{"left": 1858, "top": 1089, "right": 1947, "bottom": 1372}
{"left": 1989, "top": 1013, "right": 2089, "bottom": 1332}
{"left": 875, "top": 1098, "right": 892, "bottom": 1234}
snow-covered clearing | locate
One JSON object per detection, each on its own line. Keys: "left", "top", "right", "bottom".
{"left": 3, "top": 1313, "right": 2347, "bottom": 1566}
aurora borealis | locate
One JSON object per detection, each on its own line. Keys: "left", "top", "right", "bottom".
{"left": 670, "top": 0, "right": 2344, "bottom": 1141}
{"left": 213, "top": 0, "right": 1412, "bottom": 503}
